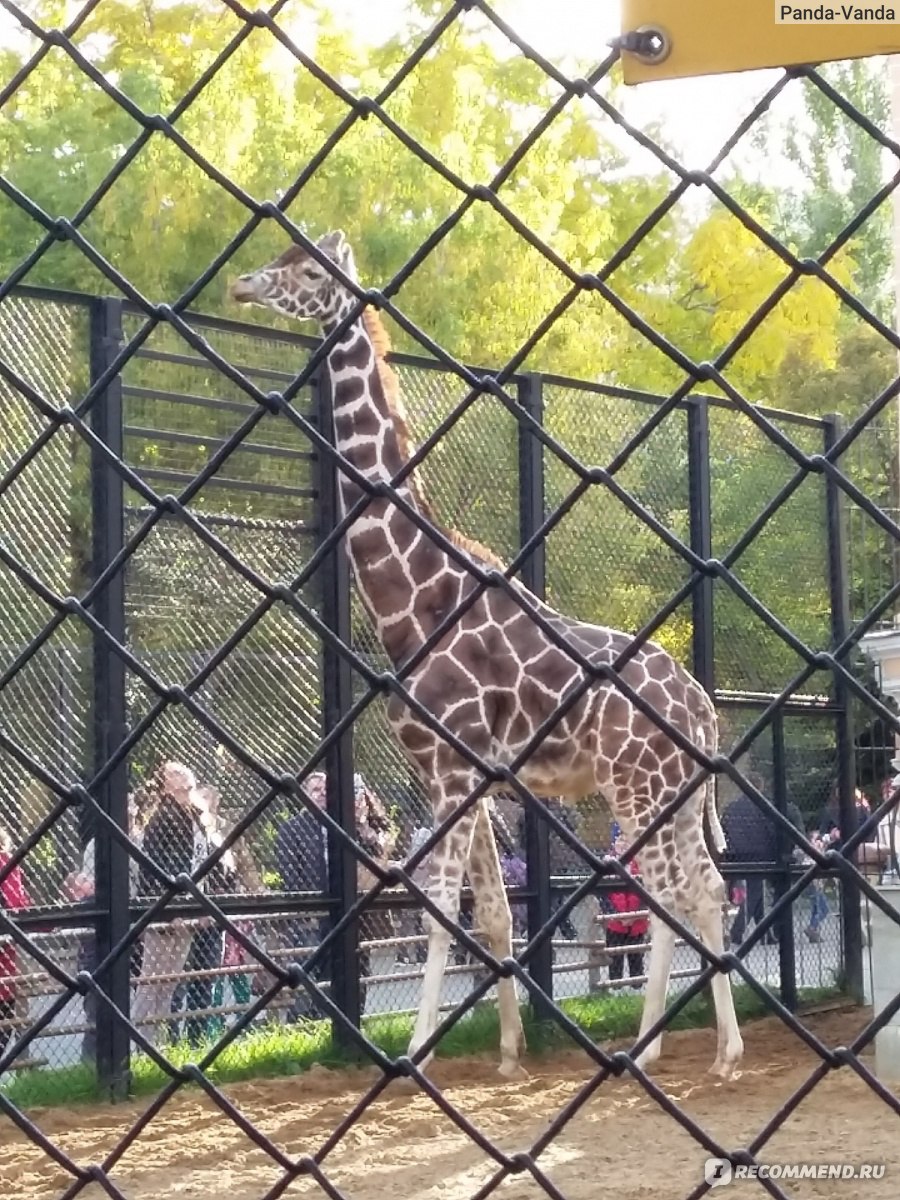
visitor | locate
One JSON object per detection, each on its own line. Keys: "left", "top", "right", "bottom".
{"left": 61, "top": 790, "right": 146, "bottom": 1064}
{"left": 394, "top": 815, "right": 432, "bottom": 965}
{"left": 802, "top": 827, "right": 836, "bottom": 943}
{"left": 499, "top": 846, "right": 527, "bottom": 938}
{"left": 0, "top": 824, "right": 30, "bottom": 1059}
{"left": 354, "top": 773, "right": 396, "bottom": 1010}
{"left": 274, "top": 770, "right": 330, "bottom": 1021}
{"left": 547, "top": 799, "right": 580, "bottom": 941}
{"left": 213, "top": 837, "right": 266, "bottom": 1029}
{"left": 132, "top": 761, "right": 227, "bottom": 1046}
{"left": 606, "top": 834, "right": 648, "bottom": 989}
{"left": 169, "top": 783, "right": 236, "bottom": 1047}
{"left": 721, "top": 773, "right": 802, "bottom": 947}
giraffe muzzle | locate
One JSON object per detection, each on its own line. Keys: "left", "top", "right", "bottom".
{"left": 230, "top": 276, "right": 258, "bottom": 303}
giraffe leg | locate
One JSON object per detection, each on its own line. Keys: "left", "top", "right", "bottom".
{"left": 468, "top": 799, "right": 527, "bottom": 1079}
{"left": 687, "top": 869, "right": 743, "bottom": 1079}
{"left": 674, "top": 790, "right": 744, "bottom": 1079}
{"left": 606, "top": 820, "right": 677, "bottom": 1073}
{"left": 407, "top": 796, "right": 476, "bottom": 1075}
{"left": 634, "top": 906, "right": 677, "bottom": 1072}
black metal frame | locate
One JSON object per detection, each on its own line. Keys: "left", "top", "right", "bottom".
{"left": 88, "top": 297, "right": 132, "bottom": 1100}
{"left": 687, "top": 397, "right": 714, "bottom": 697}
{"left": 826, "top": 413, "right": 866, "bottom": 1003}
{"left": 315, "top": 366, "right": 362, "bottom": 1038}
{"left": 517, "top": 372, "right": 554, "bottom": 1012}
{"left": 0, "top": 282, "right": 866, "bottom": 1085}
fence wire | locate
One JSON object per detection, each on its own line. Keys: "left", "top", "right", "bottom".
{"left": 3, "top": 2, "right": 900, "bottom": 1199}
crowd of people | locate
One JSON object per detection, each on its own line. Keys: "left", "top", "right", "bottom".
{"left": 57, "top": 759, "right": 258, "bottom": 1056}
{"left": 2, "top": 758, "right": 445, "bottom": 1063}
{"left": 719, "top": 772, "right": 900, "bottom": 949}
{"left": 5, "top": 757, "right": 900, "bottom": 1066}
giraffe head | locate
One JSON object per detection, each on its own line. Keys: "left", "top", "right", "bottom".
{"left": 230, "top": 229, "right": 357, "bottom": 324}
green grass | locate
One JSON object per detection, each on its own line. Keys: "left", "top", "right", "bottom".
{"left": 1, "top": 983, "right": 847, "bottom": 1112}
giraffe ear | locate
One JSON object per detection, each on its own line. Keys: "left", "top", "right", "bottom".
{"left": 317, "top": 229, "right": 348, "bottom": 262}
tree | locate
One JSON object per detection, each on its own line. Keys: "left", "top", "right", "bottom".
{"left": 745, "top": 57, "right": 893, "bottom": 326}
{"left": 1, "top": 1, "right": 851, "bottom": 379}
{"left": 737, "top": 60, "right": 900, "bottom": 636}
{"left": 0, "top": 0, "right": 862, "bottom": 684}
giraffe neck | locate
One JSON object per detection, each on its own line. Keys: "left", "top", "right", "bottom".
{"left": 323, "top": 310, "right": 459, "bottom": 666}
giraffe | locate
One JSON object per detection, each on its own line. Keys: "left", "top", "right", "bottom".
{"left": 229, "top": 230, "right": 744, "bottom": 1081}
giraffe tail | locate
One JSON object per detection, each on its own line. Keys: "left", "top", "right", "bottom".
{"left": 697, "top": 712, "right": 726, "bottom": 855}
{"left": 706, "top": 784, "right": 726, "bottom": 856}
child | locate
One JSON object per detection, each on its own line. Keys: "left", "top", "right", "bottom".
{"left": 0, "top": 826, "right": 30, "bottom": 1056}
{"left": 606, "top": 836, "right": 648, "bottom": 987}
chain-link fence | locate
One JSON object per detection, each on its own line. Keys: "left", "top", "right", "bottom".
{"left": 3, "top": 4, "right": 900, "bottom": 1198}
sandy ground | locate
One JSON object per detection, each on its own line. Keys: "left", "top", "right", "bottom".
{"left": 2, "top": 1007, "right": 897, "bottom": 1200}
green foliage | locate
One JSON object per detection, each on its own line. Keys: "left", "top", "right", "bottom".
{"left": 0, "top": 0, "right": 853, "bottom": 387}
{"left": 741, "top": 61, "right": 900, "bottom": 633}
{"left": 0, "top": 981, "right": 846, "bottom": 1110}
{"left": 747, "top": 59, "right": 893, "bottom": 325}
{"left": 1, "top": 0, "right": 890, "bottom": 736}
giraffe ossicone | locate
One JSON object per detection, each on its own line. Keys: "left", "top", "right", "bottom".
{"left": 230, "top": 231, "right": 744, "bottom": 1082}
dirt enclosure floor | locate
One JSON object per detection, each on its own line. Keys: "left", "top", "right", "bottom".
{"left": 2, "top": 1007, "right": 898, "bottom": 1200}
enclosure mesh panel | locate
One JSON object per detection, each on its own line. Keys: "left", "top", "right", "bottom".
{"left": 0, "top": 297, "right": 89, "bottom": 912}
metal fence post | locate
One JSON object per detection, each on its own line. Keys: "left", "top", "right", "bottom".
{"left": 772, "top": 709, "right": 798, "bottom": 1011}
{"left": 88, "top": 296, "right": 132, "bottom": 1100}
{"left": 517, "top": 372, "right": 553, "bottom": 1011}
{"left": 824, "top": 413, "right": 863, "bottom": 1003}
{"left": 687, "top": 395, "right": 722, "bottom": 1011}
{"left": 314, "top": 368, "right": 361, "bottom": 1040}
{"left": 687, "top": 397, "right": 714, "bottom": 695}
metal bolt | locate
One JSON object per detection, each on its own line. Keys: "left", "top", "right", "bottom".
{"left": 612, "top": 25, "right": 673, "bottom": 66}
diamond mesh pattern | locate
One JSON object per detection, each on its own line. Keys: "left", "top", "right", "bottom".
{"left": 1, "top": 5, "right": 899, "bottom": 1197}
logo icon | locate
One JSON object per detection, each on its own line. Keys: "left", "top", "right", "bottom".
{"left": 704, "top": 1158, "right": 733, "bottom": 1188}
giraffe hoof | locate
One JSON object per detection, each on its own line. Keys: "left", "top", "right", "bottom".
{"left": 709, "top": 1058, "right": 740, "bottom": 1081}
{"left": 634, "top": 1045, "right": 662, "bottom": 1074}
{"left": 498, "top": 1060, "right": 528, "bottom": 1081}
{"left": 392, "top": 1075, "right": 421, "bottom": 1095}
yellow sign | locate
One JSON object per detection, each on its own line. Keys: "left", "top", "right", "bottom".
{"left": 620, "top": 0, "right": 900, "bottom": 84}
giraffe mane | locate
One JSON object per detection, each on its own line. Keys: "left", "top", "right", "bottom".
{"left": 361, "top": 308, "right": 507, "bottom": 572}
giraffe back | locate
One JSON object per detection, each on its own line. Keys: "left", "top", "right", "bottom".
{"left": 390, "top": 579, "right": 716, "bottom": 812}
